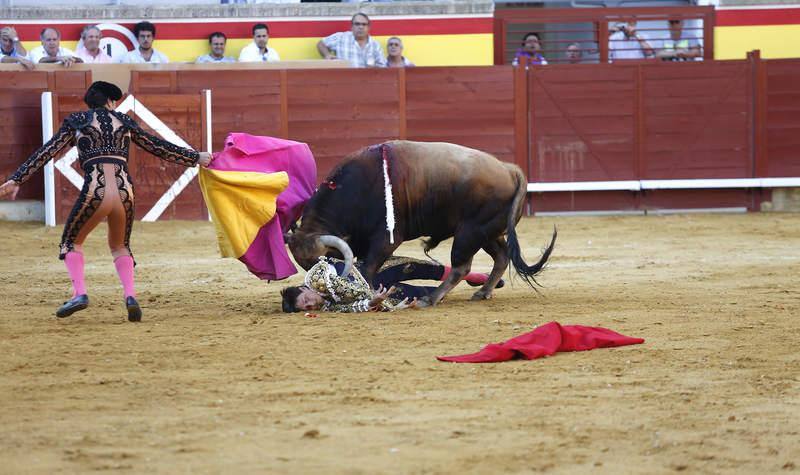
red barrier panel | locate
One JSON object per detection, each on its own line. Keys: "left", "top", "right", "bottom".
{"left": 3, "top": 55, "right": 800, "bottom": 218}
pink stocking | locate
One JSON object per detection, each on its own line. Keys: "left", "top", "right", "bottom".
{"left": 441, "top": 266, "right": 489, "bottom": 285}
{"left": 114, "top": 255, "right": 136, "bottom": 298}
{"left": 64, "top": 251, "right": 87, "bottom": 297}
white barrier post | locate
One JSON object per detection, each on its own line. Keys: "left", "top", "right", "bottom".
{"left": 41, "top": 92, "right": 56, "bottom": 227}
{"left": 204, "top": 89, "right": 213, "bottom": 222}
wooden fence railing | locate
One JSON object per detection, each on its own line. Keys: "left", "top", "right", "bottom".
{"left": 1, "top": 52, "right": 798, "bottom": 217}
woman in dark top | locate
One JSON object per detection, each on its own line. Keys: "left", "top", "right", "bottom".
{"left": 0, "top": 81, "right": 213, "bottom": 321}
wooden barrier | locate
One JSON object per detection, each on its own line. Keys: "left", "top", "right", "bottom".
{"left": 130, "top": 66, "right": 527, "bottom": 183}
{"left": 528, "top": 59, "right": 755, "bottom": 212}
{"left": 0, "top": 69, "right": 91, "bottom": 200}
{"left": 2, "top": 55, "right": 800, "bottom": 217}
{"left": 49, "top": 92, "right": 208, "bottom": 223}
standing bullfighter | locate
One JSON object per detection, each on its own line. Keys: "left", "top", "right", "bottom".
{"left": 0, "top": 81, "right": 213, "bottom": 321}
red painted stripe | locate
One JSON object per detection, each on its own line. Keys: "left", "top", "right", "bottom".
{"left": 717, "top": 8, "right": 800, "bottom": 27}
{"left": 14, "top": 18, "right": 492, "bottom": 42}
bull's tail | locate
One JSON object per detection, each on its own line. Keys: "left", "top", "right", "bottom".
{"left": 506, "top": 166, "right": 557, "bottom": 288}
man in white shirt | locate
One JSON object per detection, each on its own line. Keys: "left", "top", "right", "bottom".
{"left": 120, "top": 21, "right": 169, "bottom": 64}
{"left": 0, "top": 26, "right": 33, "bottom": 69}
{"left": 74, "top": 25, "right": 112, "bottom": 64}
{"left": 609, "top": 21, "right": 654, "bottom": 61}
{"left": 317, "top": 13, "right": 386, "bottom": 68}
{"left": 28, "top": 27, "right": 82, "bottom": 67}
{"left": 196, "top": 32, "right": 236, "bottom": 63}
{"left": 238, "top": 23, "right": 280, "bottom": 62}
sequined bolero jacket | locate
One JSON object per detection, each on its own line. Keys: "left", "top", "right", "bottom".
{"left": 9, "top": 108, "right": 200, "bottom": 185}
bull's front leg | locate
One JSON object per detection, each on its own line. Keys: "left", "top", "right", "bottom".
{"left": 361, "top": 236, "right": 400, "bottom": 288}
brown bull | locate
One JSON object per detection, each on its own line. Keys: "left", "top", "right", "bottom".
{"left": 288, "top": 140, "right": 556, "bottom": 306}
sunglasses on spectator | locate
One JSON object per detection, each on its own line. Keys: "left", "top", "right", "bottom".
{"left": 388, "top": 42, "right": 401, "bottom": 46}
{"left": 352, "top": 22, "right": 369, "bottom": 26}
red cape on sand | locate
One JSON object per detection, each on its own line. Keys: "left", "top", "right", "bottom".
{"left": 437, "top": 321, "right": 644, "bottom": 363}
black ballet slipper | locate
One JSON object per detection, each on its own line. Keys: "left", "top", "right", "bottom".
{"left": 126, "top": 296, "right": 142, "bottom": 322}
{"left": 55, "top": 294, "right": 89, "bottom": 318}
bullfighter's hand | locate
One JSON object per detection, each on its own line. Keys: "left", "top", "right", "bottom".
{"left": 197, "top": 152, "right": 214, "bottom": 168}
{"left": 0, "top": 180, "right": 20, "bottom": 200}
{"left": 369, "top": 284, "right": 396, "bottom": 311}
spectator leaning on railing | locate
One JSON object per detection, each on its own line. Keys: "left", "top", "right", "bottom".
{"left": 238, "top": 23, "right": 280, "bottom": 62}
{"left": 566, "top": 42, "right": 583, "bottom": 64}
{"left": 75, "top": 25, "right": 112, "bottom": 64}
{"left": 120, "top": 21, "right": 169, "bottom": 64}
{"left": 28, "top": 27, "right": 82, "bottom": 67}
{"left": 317, "top": 13, "right": 386, "bottom": 68}
{"left": 0, "top": 26, "right": 33, "bottom": 70}
{"left": 512, "top": 32, "right": 547, "bottom": 66}
{"left": 197, "top": 32, "right": 236, "bottom": 63}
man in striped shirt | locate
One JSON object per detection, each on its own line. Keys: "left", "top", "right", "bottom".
{"left": 317, "top": 13, "right": 386, "bottom": 68}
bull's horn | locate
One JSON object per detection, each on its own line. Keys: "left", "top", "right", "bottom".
{"left": 318, "top": 235, "right": 354, "bottom": 277}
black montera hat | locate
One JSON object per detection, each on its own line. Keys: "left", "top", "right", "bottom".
{"left": 87, "top": 81, "right": 123, "bottom": 101}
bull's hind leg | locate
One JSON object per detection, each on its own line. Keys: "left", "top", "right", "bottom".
{"left": 419, "top": 227, "right": 482, "bottom": 307}
{"left": 471, "top": 236, "right": 509, "bottom": 301}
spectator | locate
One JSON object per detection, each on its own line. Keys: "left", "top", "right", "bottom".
{"left": 512, "top": 32, "right": 547, "bottom": 66}
{"left": 28, "top": 27, "right": 82, "bottom": 67}
{"left": 566, "top": 42, "right": 583, "bottom": 64}
{"left": 120, "top": 21, "right": 168, "bottom": 64}
{"left": 386, "top": 36, "right": 414, "bottom": 68}
{"left": 196, "top": 32, "right": 236, "bottom": 63}
{"left": 238, "top": 23, "right": 280, "bottom": 62}
{"left": 74, "top": 25, "right": 112, "bottom": 64}
{"left": 0, "top": 26, "right": 33, "bottom": 69}
{"left": 317, "top": 13, "right": 386, "bottom": 68}
{"left": 609, "top": 21, "right": 654, "bottom": 60}
{"left": 656, "top": 19, "right": 702, "bottom": 61}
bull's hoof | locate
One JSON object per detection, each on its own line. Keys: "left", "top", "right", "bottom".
{"left": 416, "top": 296, "right": 434, "bottom": 308}
{"left": 470, "top": 290, "right": 492, "bottom": 301}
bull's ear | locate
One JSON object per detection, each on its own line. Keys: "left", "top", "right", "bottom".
{"left": 283, "top": 232, "right": 292, "bottom": 245}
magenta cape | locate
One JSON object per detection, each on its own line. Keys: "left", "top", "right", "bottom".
{"left": 208, "top": 133, "right": 317, "bottom": 280}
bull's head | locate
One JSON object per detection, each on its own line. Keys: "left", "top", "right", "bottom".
{"left": 288, "top": 233, "right": 354, "bottom": 277}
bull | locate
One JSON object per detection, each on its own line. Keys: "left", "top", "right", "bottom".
{"left": 288, "top": 140, "right": 557, "bottom": 306}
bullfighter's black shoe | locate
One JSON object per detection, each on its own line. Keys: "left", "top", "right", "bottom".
{"left": 55, "top": 294, "right": 89, "bottom": 318}
{"left": 126, "top": 296, "right": 142, "bottom": 322}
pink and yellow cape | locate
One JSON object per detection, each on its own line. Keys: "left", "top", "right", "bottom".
{"left": 199, "top": 133, "right": 317, "bottom": 280}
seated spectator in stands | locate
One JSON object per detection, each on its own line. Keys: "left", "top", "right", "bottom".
{"left": 28, "top": 27, "right": 82, "bottom": 67}
{"left": 566, "top": 42, "right": 583, "bottom": 64}
{"left": 656, "top": 19, "right": 702, "bottom": 61}
{"left": 317, "top": 13, "right": 386, "bottom": 68}
{"left": 386, "top": 36, "right": 414, "bottom": 68}
{"left": 609, "top": 21, "right": 654, "bottom": 60}
{"left": 120, "top": 21, "right": 168, "bottom": 64}
{"left": 238, "top": 23, "right": 280, "bottom": 62}
{"left": 0, "top": 26, "right": 33, "bottom": 69}
{"left": 196, "top": 32, "right": 236, "bottom": 63}
{"left": 512, "top": 32, "right": 547, "bottom": 66}
{"left": 74, "top": 25, "right": 112, "bottom": 64}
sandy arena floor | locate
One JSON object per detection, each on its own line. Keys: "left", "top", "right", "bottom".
{"left": 1, "top": 213, "right": 798, "bottom": 474}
